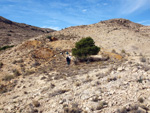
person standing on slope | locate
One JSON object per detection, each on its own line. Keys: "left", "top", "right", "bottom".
{"left": 66, "top": 52, "right": 71, "bottom": 65}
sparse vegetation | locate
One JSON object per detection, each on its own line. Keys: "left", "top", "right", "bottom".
{"left": 96, "top": 101, "right": 107, "bottom": 110}
{"left": 50, "top": 83, "right": 55, "bottom": 89}
{"left": 75, "top": 82, "right": 81, "bottom": 87}
{"left": 0, "top": 45, "right": 14, "bottom": 51}
{"left": 64, "top": 107, "right": 82, "bottom": 113}
{"left": 32, "top": 100, "right": 40, "bottom": 107}
{"left": 0, "top": 62, "right": 3, "bottom": 68}
{"left": 12, "top": 59, "right": 24, "bottom": 64}
{"left": 1, "top": 18, "right": 150, "bottom": 113}
{"left": 140, "top": 56, "right": 146, "bottom": 62}
{"left": 49, "top": 89, "right": 70, "bottom": 97}
{"left": 137, "top": 77, "right": 143, "bottom": 83}
{"left": 63, "top": 103, "right": 83, "bottom": 113}
{"left": 23, "top": 69, "right": 35, "bottom": 76}
{"left": 112, "top": 49, "right": 117, "bottom": 53}
{"left": 142, "top": 65, "right": 150, "bottom": 71}
{"left": 107, "top": 77, "right": 117, "bottom": 82}
{"left": 121, "top": 49, "right": 126, "bottom": 54}
{"left": 2, "top": 75, "right": 14, "bottom": 81}
{"left": 46, "top": 35, "right": 52, "bottom": 40}
{"left": 32, "top": 61, "right": 41, "bottom": 67}
{"left": 7, "top": 33, "right": 11, "bottom": 36}
{"left": 117, "top": 107, "right": 127, "bottom": 113}
{"left": 0, "top": 84, "right": 7, "bottom": 93}
{"left": 92, "top": 95, "right": 99, "bottom": 102}
{"left": 83, "top": 78, "right": 93, "bottom": 83}
{"left": 46, "top": 35, "right": 57, "bottom": 41}
{"left": 13, "top": 69, "right": 21, "bottom": 76}
{"left": 117, "top": 104, "right": 149, "bottom": 113}
{"left": 138, "top": 97, "right": 144, "bottom": 103}
{"left": 72, "top": 37, "right": 100, "bottom": 60}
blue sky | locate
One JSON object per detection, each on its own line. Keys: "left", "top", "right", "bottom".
{"left": 0, "top": 0, "right": 150, "bottom": 30}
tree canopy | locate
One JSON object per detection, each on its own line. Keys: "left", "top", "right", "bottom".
{"left": 72, "top": 37, "right": 100, "bottom": 59}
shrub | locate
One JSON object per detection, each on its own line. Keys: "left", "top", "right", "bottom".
{"left": 112, "top": 49, "right": 117, "bottom": 53}
{"left": 46, "top": 35, "right": 52, "bottom": 39}
{"left": 121, "top": 49, "right": 126, "bottom": 54}
{"left": 23, "top": 70, "right": 35, "bottom": 76}
{"left": 63, "top": 103, "right": 83, "bottom": 113}
{"left": 32, "top": 100, "right": 40, "bottom": 107}
{"left": 96, "top": 101, "right": 107, "bottom": 110}
{"left": 137, "top": 77, "right": 143, "bottom": 83}
{"left": 0, "top": 84, "right": 7, "bottom": 93}
{"left": 117, "top": 104, "right": 149, "bottom": 113}
{"left": 72, "top": 37, "right": 100, "bottom": 60}
{"left": 46, "top": 35, "right": 57, "bottom": 41}
{"left": 0, "top": 62, "right": 3, "bottom": 68}
{"left": 107, "top": 77, "right": 117, "bottom": 82}
{"left": 2, "top": 75, "right": 14, "bottom": 81}
{"left": 13, "top": 69, "right": 21, "bottom": 76}
{"left": 138, "top": 97, "right": 144, "bottom": 103}
{"left": 140, "top": 56, "right": 146, "bottom": 62}
{"left": 0, "top": 45, "right": 14, "bottom": 51}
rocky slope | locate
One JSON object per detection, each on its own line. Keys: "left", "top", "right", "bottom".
{"left": 1, "top": 46, "right": 150, "bottom": 113}
{"left": 0, "top": 18, "right": 150, "bottom": 113}
{"left": 50, "top": 18, "right": 150, "bottom": 56}
{"left": 0, "top": 16, "right": 55, "bottom": 47}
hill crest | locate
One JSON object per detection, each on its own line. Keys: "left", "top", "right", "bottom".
{"left": 50, "top": 18, "right": 150, "bottom": 55}
{"left": 98, "top": 18, "right": 143, "bottom": 29}
{"left": 0, "top": 16, "right": 55, "bottom": 47}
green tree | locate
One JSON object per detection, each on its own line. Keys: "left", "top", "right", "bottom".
{"left": 72, "top": 37, "right": 100, "bottom": 60}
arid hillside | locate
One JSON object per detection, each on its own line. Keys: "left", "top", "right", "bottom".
{"left": 1, "top": 18, "right": 150, "bottom": 113}
{"left": 50, "top": 18, "right": 150, "bottom": 56}
{"left": 1, "top": 36, "right": 150, "bottom": 113}
{"left": 0, "top": 16, "right": 55, "bottom": 47}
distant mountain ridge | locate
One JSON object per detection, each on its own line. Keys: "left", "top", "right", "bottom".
{"left": 0, "top": 16, "right": 55, "bottom": 47}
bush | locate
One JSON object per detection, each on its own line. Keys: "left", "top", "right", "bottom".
{"left": 112, "top": 49, "right": 117, "bottom": 53}
{"left": 0, "top": 45, "right": 14, "bottom": 51}
{"left": 140, "top": 56, "right": 146, "bottom": 62}
{"left": 121, "top": 49, "right": 126, "bottom": 54}
{"left": 0, "top": 84, "right": 7, "bottom": 94}
{"left": 138, "top": 97, "right": 144, "bottom": 103}
{"left": 2, "top": 75, "right": 14, "bottom": 81}
{"left": 46, "top": 35, "right": 52, "bottom": 39}
{"left": 0, "top": 62, "right": 3, "bottom": 68}
{"left": 23, "top": 70, "right": 35, "bottom": 76}
{"left": 96, "top": 101, "right": 107, "bottom": 110}
{"left": 13, "top": 69, "right": 21, "bottom": 76}
{"left": 72, "top": 37, "right": 100, "bottom": 60}
{"left": 46, "top": 35, "right": 57, "bottom": 41}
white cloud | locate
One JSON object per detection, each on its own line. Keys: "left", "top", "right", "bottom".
{"left": 121, "top": 0, "right": 150, "bottom": 14}
{"left": 82, "top": 9, "right": 87, "bottom": 12}
{"left": 103, "top": 3, "right": 108, "bottom": 6}
{"left": 138, "top": 20, "right": 150, "bottom": 25}
{"left": 42, "top": 26, "right": 61, "bottom": 31}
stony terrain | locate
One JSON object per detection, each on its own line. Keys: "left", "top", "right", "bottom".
{"left": 0, "top": 16, "right": 55, "bottom": 47}
{"left": 1, "top": 46, "right": 150, "bottom": 113}
{"left": 0, "top": 18, "right": 150, "bottom": 113}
